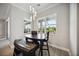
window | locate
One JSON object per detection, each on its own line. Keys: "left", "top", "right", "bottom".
{"left": 24, "top": 16, "right": 32, "bottom": 34}
{"left": 38, "top": 16, "right": 56, "bottom": 33}
{"left": 46, "top": 18, "right": 56, "bottom": 33}
{"left": 38, "top": 20, "right": 45, "bottom": 33}
{"left": 24, "top": 22, "right": 31, "bottom": 33}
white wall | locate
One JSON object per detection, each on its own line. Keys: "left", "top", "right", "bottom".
{"left": 70, "top": 3, "right": 77, "bottom": 56}
{"left": 0, "top": 4, "right": 11, "bottom": 20}
{"left": 0, "top": 20, "right": 5, "bottom": 38}
{"left": 10, "top": 5, "right": 26, "bottom": 43}
{"left": 0, "top": 4, "right": 11, "bottom": 38}
{"left": 37, "top": 4, "right": 70, "bottom": 50}
{"left": 0, "top": 4, "right": 27, "bottom": 52}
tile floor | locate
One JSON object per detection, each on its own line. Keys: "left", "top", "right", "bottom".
{"left": 36, "top": 46, "right": 69, "bottom": 56}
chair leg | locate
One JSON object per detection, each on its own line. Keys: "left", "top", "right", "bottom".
{"left": 33, "top": 51, "right": 36, "bottom": 56}
{"left": 38, "top": 50, "right": 40, "bottom": 56}
{"left": 47, "top": 43, "right": 50, "bottom": 56}
{"left": 31, "top": 51, "right": 36, "bottom": 56}
{"left": 13, "top": 52, "right": 16, "bottom": 56}
{"left": 38, "top": 47, "right": 41, "bottom": 56}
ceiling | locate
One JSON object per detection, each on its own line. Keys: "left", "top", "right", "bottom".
{"left": 11, "top": 3, "right": 59, "bottom": 14}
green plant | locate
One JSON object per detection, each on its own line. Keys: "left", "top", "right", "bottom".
{"left": 46, "top": 27, "right": 56, "bottom": 32}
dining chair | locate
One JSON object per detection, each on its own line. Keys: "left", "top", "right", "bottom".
{"left": 39, "top": 32, "right": 50, "bottom": 56}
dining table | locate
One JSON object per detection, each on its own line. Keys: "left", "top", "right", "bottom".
{"left": 25, "top": 34, "right": 46, "bottom": 56}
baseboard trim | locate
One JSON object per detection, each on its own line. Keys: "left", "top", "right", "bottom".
{"left": 48, "top": 43, "right": 71, "bottom": 56}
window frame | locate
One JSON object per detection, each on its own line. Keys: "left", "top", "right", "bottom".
{"left": 38, "top": 14, "right": 57, "bottom": 34}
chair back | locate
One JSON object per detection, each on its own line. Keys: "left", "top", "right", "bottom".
{"left": 46, "top": 32, "right": 49, "bottom": 41}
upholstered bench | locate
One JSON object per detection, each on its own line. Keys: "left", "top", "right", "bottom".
{"left": 14, "top": 39, "right": 39, "bottom": 56}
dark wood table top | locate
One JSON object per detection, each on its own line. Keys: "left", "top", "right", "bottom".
{"left": 25, "top": 34, "right": 46, "bottom": 41}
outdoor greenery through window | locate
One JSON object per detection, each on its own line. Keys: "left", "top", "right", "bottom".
{"left": 46, "top": 18, "right": 56, "bottom": 32}
{"left": 38, "top": 17, "right": 56, "bottom": 33}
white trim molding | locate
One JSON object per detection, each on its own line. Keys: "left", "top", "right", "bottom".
{"left": 48, "top": 43, "right": 71, "bottom": 56}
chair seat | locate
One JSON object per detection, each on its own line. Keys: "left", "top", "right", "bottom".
{"left": 22, "top": 42, "right": 38, "bottom": 52}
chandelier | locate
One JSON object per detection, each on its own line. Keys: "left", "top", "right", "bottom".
{"left": 29, "top": 5, "right": 37, "bottom": 17}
